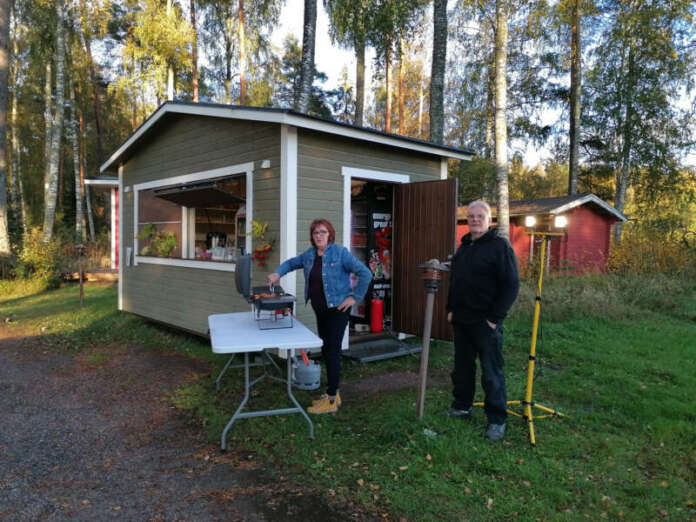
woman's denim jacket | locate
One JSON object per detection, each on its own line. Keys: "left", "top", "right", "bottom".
{"left": 276, "top": 243, "right": 372, "bottom": 308}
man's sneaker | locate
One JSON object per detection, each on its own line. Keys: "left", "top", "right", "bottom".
{"left": 307, "top": 395, "right": 338, "bottom": 414}
{"left": 447, "top": 407, "right": 473, "bottom": 420}
{"left": 486, "top": 423, "right": 506, "bottom": 441}
{"left": 312, "top": 391, "right": 341, "bottom": 407}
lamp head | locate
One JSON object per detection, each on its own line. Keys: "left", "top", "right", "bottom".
{"left": 554, "top": 215, "right": 568, "bottom": 229}
{"left": 524, "top": 215, "right": 537, "bottom": 228}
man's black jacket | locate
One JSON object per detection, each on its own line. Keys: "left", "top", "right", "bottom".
{"left": 447, "top": 227, "right": 520, "bottom": 325}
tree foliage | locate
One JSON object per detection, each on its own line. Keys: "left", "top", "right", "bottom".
{"left": 2, "top": 0, "right": 696, "bottom": 270}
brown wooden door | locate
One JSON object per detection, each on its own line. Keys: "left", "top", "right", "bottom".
{"left": 392, "top": 178, "right": 457, "bottom": 341}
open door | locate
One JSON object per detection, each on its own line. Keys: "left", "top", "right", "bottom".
{"left": 392, "top": 178, "right": 457, "bottom": 341}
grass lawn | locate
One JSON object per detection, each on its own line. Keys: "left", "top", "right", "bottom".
{"left": 1, "top": 276, "right": 695, "bottom": 520}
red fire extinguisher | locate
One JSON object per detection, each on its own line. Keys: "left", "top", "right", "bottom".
{"left": 370, "top": 299, "right": 384, "bottom": 333}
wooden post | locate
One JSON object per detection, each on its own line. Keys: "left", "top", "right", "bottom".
{"left": 76, "top": 244, "right": 86, "bottom": 306}
{"left": 415, "top": 259, "right": 450, "bottom": 420}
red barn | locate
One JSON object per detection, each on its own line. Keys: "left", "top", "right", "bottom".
{"left": 457, "top": 194, "right": 627, "bottom": 274}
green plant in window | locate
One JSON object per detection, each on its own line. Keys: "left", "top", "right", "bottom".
{"left": 137, "top": 224, "right": 178, "bottom": 257}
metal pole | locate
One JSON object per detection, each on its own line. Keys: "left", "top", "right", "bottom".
{"left": 524, "top": 236, "right": 547, "bottom": 446}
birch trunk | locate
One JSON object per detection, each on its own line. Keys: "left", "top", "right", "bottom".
{"left": 69, "top": 81, "right": 84, "bottom": 242}
{"left": 11, "top": 82, "right": 26, "bottom": 236}
{"left": 11, "top": 22, "right": 27, "bottom": 236}
{"left": 494, "top": 0, "right": 510, "bottom": 239}
{"left": 613, "top": 45, "right": 635, "bottom": 243}
{"left": 0, "top": 0, "right": 9, "bottom": 254}
{"left": 484, "top": 56, "right": 494, "bottom": 160}
{"left": 429, "top": 0, "right": 447, "bottom": 144}
{"left": 44, "top": 61, "right": 52, "bottom": 190}
{"left": 43, "top": 0, "right": 66, "bottom": 242}
{"left": 568, "top": 0, "right": 581, "bottom": 195}
{"left": 8, "top": 89, "right": 18, "bottom": 220}
{"left": 296, "top": 0, "right": 317, "bottom": 113}
{"left": 79, "top": 112, "right": 95, "bottom": 241}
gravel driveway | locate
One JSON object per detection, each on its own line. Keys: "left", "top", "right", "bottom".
{"left": 0, "top": 330, "right": 369, "bottom": 521}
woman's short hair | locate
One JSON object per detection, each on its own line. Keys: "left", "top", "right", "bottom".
{"left": 309, "top": 218, "right": 336, "bottom": 247}
{"left": 467, "top": 200, "right": 492, "bottom": 217}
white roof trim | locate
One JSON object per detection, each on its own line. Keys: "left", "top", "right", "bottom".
{"left": 85, "top": 178, "right": 119, "bottom": 186}
{"left": 100, "top": 104, "right": 473, "bottom": 173}
{"left": 551, "top": 194, "right": 627, "bottom": 221}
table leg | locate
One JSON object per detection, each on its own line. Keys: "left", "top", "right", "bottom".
{"left": 285, "top": 352, "right": 314, "bottom": 439}
{"left": 221, "top": 352, "right": 251, "bottom": 452}
{"left": 216, "top": 354, "right": 237, "bottom": 391}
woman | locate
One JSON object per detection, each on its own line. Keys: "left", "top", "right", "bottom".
{"left": 268, "top": 218, "right": 372, "bottom": 414}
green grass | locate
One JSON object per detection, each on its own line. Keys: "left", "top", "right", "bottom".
{"left": 2, "top": 276, "right": 695, "bottom": 520}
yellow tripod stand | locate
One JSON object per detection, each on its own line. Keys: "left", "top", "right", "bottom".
{"left": 475, "top": 231, "right": 565, "bottom": 446}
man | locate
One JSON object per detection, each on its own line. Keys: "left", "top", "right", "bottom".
{"left": 446, "top": 200, "right": 519, "bottom": 441}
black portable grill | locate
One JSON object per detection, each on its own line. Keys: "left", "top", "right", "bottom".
{"left": 235, "top": 255, "right": 296, "bottom": 329}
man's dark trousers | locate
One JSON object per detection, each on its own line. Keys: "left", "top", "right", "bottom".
{"left": 451, "top": 320, "right": 507, "bottom": 424}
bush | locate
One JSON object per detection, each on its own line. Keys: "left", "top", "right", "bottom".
{"left": 0, "top": 254, "right": 17, "bottom": 280}
{"left": 509, "top": 271, "right": 695, "bottom": 323}
{"left": 14, "top": 229, "right": 68, "bottom": 289}
{"left": 608, "top": 225, "right": 696, "bottom": 276}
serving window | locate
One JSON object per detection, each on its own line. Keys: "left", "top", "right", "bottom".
{"left": 133, "top": 164, "right": 252, "bottom": 270}
{"left": 190, "top": 176, "right": 246, "bottom": 261}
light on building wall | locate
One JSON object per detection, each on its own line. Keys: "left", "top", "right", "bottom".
{"left": 554, "top": 215, "right": 568, "bottom": 228}
{"left": 525, "top": 215, "right": 537, "bottom": 228}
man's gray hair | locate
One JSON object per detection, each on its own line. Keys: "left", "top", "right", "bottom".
{"left": 468, "top": 200, "right": 492, "bottom": 217}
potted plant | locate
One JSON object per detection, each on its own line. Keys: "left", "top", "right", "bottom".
{"left": 249, "top": 220, "right": 275, "bottom": 267}
{"left": 137, "top": 224, "right": 178, "bottom": 257}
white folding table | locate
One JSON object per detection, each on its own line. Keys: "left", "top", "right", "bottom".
{"left": 208, "top": 312, "right": 323, "bottom": 451}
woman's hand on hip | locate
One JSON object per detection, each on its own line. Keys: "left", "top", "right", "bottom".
{"left": 337, "top": 296, "right": 356, "bottom": 312}
{"left": 267, "top": 272, "right": 280, "bottom": 286}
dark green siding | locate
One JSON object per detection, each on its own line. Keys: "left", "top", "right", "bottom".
{"left": 121, "top": 116, "right": 280, "bottom": 335}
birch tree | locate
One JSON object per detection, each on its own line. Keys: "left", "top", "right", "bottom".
{"left": 10, "top": 11, "right": 27, "bottom": 238}
{"left": 68, "top": 79, "right": 84, "bottom": 241}
{"left": 494, "top": 0, "right": 510, "bottom": 239}
{"left": 429, "top": 0, "right": 447, "bottom": 144}
{"left": 566, "top": 0, "right": 581, "bottom": 195}
{"left": 295, "top": 0, "right": 317, "bottom": 113}
{"left": 582, "top": 0, "right": 695, "bottom": 241}
{"left": 42, "top": 0, "right": 66, "bottom": 242}
{"left": 0, "top": 0, "right": 10, "bottom": 254}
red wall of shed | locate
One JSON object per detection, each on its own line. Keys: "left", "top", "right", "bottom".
{"left": 561, "top": 206, "right": 615, "bottom": 272}
{"left": 456, "top": 205, "right": 617, "bottom": 274}
{"left": 456, "top": 222, "right": 530, "bottom": 264}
